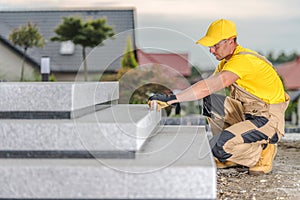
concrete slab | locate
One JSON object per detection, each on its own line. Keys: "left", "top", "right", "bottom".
{"left": 0, "top": 105, "right": 161, "bottom": 154}
{"left": 0, "top": 82, "right": 119, "bottom": 119}
{"left": 0, "top": 126, "right": 216, "bottom": 199}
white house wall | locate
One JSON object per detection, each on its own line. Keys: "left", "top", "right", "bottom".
{"left": 0, "top": 42, "right": 37, "bottom": 81}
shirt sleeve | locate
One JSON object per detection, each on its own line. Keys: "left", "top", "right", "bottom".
{"left": 213, "top": 60, "right": 226, "bottom": 75}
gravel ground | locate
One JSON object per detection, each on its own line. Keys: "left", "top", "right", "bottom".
{"left": 217, "top": 134, "right": 300, "bottom": 200}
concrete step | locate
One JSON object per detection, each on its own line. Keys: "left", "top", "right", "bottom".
{"left": 0, "top": 82, "right": 119, "bottom": 119}
{"left": 0, "top": 126, "right": 216, "bottom": 199}
{"left": 0, "top": 105, "right": 161, "bottom": 156}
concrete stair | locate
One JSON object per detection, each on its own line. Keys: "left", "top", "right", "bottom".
{"left": 0, "top": 126, "right": 215, "bottom": 199}
{"left": 0, "top": 82, "right": 119, "bottom": 119}
{"left": 0, "top": 104, "right": 161, "bottom": 155}
{"left": 0, "top": 82, "right": 216, "bottom": 199}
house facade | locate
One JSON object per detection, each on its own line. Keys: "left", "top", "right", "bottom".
{"left": 0, "top": 8, "right": 136, "bottom": 81}
{"left": 0, "top": 36, "right": 38, "bottom": 81}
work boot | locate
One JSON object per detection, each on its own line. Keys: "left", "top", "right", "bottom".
{"left": 214, "top": 157, "right": 238, "bottom": 169}
{"left": 249, "top": 143, "right": 277, "bottom": 175}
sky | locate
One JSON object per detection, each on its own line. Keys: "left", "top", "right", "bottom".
{"left": 1, "top": 0, "right": 300, "bottom": 69}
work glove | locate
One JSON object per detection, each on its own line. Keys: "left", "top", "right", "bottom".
{"left": 148, "top": 93, "right": 177, "bottom": 111}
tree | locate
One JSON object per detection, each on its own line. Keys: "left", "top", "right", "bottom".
{"left": 51, "top": 16, "right": 114, "bottom": 81}
{"left": 117, "top": 37, "right": 138, "bottom": 80}
{"left": 9, "top": 22, "right": 45, "bottom": 81}
{"left": 265, "top": 50, "right": 298, "bottom": 64}
{"left": 121, "top": 37, "right": 138, "bottom": 69}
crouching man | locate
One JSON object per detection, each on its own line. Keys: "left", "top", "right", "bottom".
{"left": 148, "top": 19, "right": 289, "bottom": 175}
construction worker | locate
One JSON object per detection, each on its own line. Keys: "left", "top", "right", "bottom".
{"left": 148, "top": 19, "right": 290, "bottom": 175}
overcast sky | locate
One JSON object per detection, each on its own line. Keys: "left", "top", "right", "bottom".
{"left": 1, "top": 0, "right": 300, "bottom": 69}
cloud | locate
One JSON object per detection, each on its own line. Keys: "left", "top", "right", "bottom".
{"left": 2, "top": 0, "right": 300, "bottom": 20}
{"left": 135, "top": 0, "right": 300, "bottom": 20}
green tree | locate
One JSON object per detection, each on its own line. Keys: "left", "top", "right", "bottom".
{"left": 121, "top": 37, "right": 138, "bottom": 69}
{"left": 117, "top": 37, "right": 138, "bottom": 80}
{"left": 9, "top": 22, "right": 45, "bottom": 81}
{"left": 51, "top": 16, "right": 114, "bottom": 81}
{"left": 267, "top": 51, "right": 275, "bottom": 63}
{"left": 265, "top": 50, "right": 298, "bottom": 64}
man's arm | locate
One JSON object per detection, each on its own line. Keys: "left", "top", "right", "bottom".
{"left": 167, "top": 70, "right": 239, "bottom": 104}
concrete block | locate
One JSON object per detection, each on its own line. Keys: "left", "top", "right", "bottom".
{"left": 0, "top": 126, "right": 216, "bottom": 199}
{"left": 0, "top": 82, "right": 119, "bottom": 119}
{"left": 0, "top": 105, "right": 161, "bottom": 155}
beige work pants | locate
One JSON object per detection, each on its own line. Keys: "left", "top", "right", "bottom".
{"left": 204, "top": 84, "right": 289, "bottom": 167}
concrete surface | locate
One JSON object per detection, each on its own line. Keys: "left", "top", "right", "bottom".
{"left": 0, "top": 82, "right": 119, "bottom": 118}
{"left": 0, "top": 126, "right": 216, "bottom": 199}
{"left": 0, "top": 105, "right": 161, "bottom": 153}
{"left": 281, "top": 132, "right": 300, "bottom": 141}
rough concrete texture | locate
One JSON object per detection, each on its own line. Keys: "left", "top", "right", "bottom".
{"left": 0, "top": 82, "right": 119, "bottom": 112}
{"left": 0, "top": 105, "right": 161, "bottom": 152}
{"left": 0, "top": 126, "right": 216, "bottom": 199}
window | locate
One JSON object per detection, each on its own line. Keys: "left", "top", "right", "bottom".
{"left": 60, "top": 40, "right": 75, "bottom": 55}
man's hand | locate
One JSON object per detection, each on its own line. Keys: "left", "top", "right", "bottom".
{"left": 148, "top": 94, "right": 177, "bottom": 111}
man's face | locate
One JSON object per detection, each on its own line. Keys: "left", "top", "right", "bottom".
{"left": 209, "top": 39, "right": 232, "bottom": 61}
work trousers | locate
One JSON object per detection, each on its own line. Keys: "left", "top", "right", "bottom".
{"left": 203, "top": 84, "right": 289, "bottom": 167}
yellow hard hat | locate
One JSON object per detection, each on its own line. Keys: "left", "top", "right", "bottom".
{"left": 196, "top": 19, "right": 237, "bottom": 47}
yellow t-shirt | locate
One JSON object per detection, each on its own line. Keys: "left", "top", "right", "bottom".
{"left": 214, "top": 45, "right": 285, "bottom": 104}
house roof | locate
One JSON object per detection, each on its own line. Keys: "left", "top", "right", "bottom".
{"left": 137, "top": 49, "right": 191, "bottom": 77}
{"left": 0, "top": 8, "right": 136, "bottom": 72}
{"left": 276, "top": 56, "right": 300, "bottom": 90}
